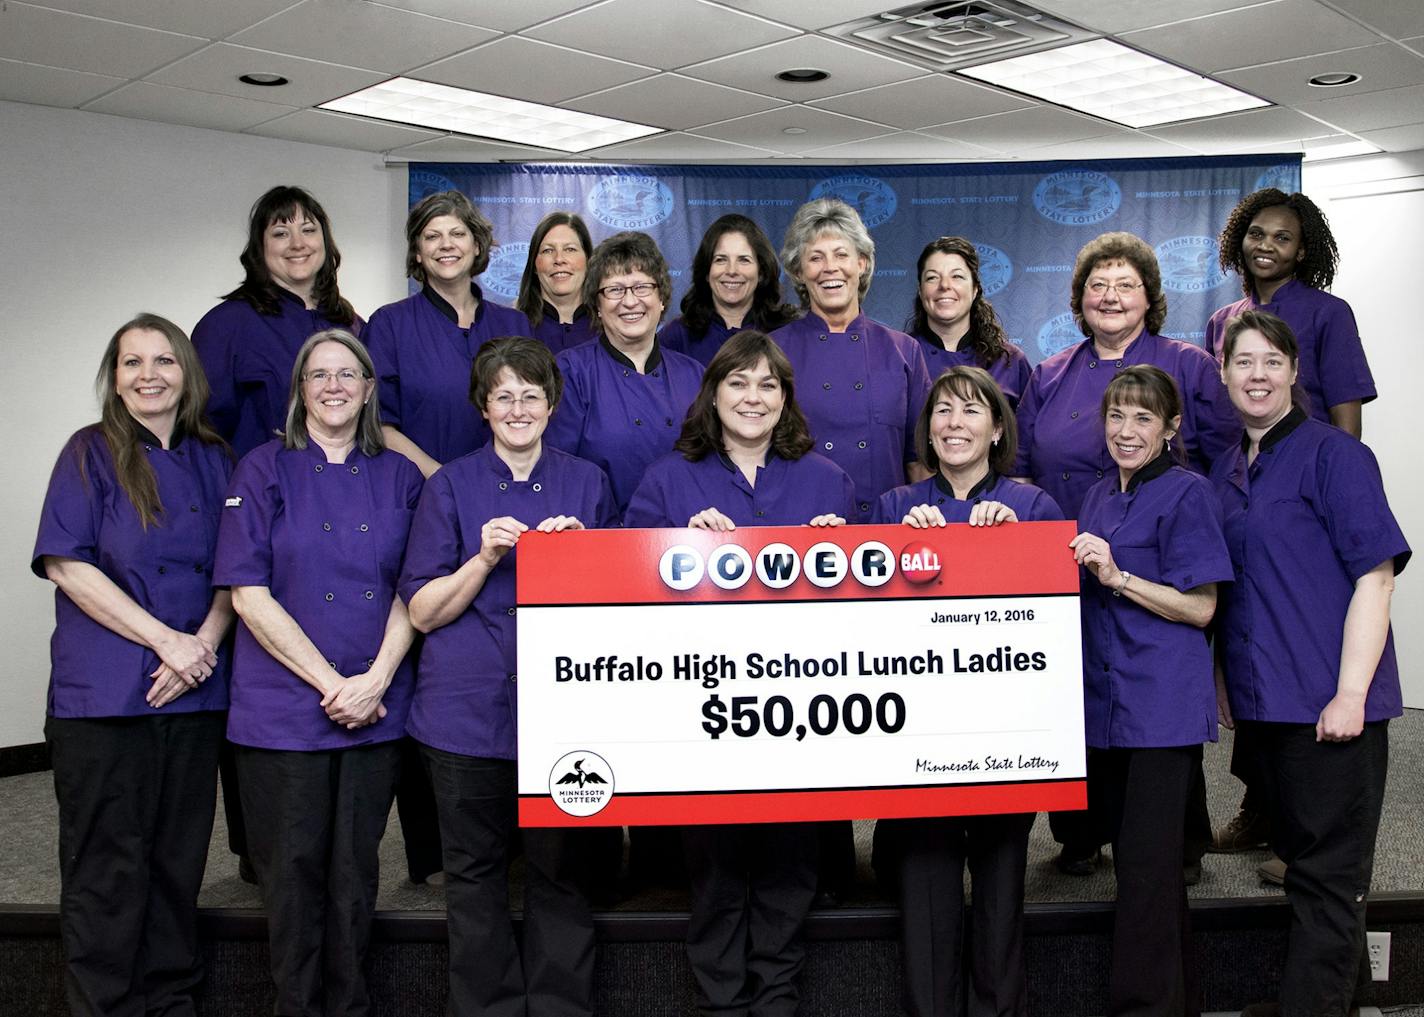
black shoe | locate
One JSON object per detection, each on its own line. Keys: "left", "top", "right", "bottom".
{"left": 1183, "top": 861, "right": 1202, "bottom": 887}
{"left": 1055, "top": 845, "right": 1101, "bottom": 876}
{"left": 238, "top": 855, "right": 258, "bottom": 885}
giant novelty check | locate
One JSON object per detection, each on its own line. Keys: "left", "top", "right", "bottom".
{"left": 516, "top": 522, "right": 1085, "bottom": 827}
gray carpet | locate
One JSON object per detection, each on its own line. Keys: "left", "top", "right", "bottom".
{"left": 3, "top": 710, "right": 1421, "bottom": 911}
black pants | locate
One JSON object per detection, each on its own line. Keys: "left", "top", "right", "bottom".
{"left": 1245, "top": 719, "right": 1388, "bottom": 1017}
{"left": 683, "top": 822, "right": 818, "bottom": 1017}
{"left": 421, "top": 744, "right": 595, "bottom": 1017}
{"left": 235, "top": 741, "right": 400, "bottom": 1017}
{"left": 893, "top": 812, "right": 1034, "bottom": 1017}
{"left": 1089, "top": 744, "right": 1201, "bottom": 1017}
{"left": 47, "top": 711, "right": 224, "bottom": 1017}
{"left": 396, "top": 736, "right": 443, "bottom": 883}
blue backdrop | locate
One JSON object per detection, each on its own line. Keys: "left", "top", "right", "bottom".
{"left": 411, "top": 156, "right": 1300, "bottom": 365}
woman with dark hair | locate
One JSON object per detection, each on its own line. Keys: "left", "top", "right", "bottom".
{"left": 625, "top": 330, "right": 855, "bottom": 1017}
{"left": 517, "top": 211, "right": 599, "bottom": 355}
{"left": 872, "top": 366, "right": 1059, "bottom": 1017}
{"left": 1213, "top": 310, "right": 1407, "bottom": 1017}
{"left": 215, "top": 329, "right": 423, "bottom": 1017}
{"left": 401, "top": 336, "right": 615, "bottom": 1017}
{"left": 1070, "top": 365, "right": 1232, "bottom": 1016}
{"left": 544, "top": 230, "right": 703, "bottom": 518}
{"left": 194, "top": 185, "right": 360, "bottom": 458}
{"left": 906, "top": 237, "right": 1031, "bottom": 406}
{"left": 367, "top": 189, "right": 533, "bottom": 479}
{"left": 1206, "top": 188, "right": 1374, "bottom": 437}
{"left": 34, "top": 313, "right": 234, "bottom": 1017}
{"left": 661, "top": 214, "right": 800, "bottom": 369}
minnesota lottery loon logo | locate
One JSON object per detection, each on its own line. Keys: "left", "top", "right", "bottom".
{"left": 549, "top": 751, "right": 614, "bottom": 817}
{"left": 587, "top": 175, "right": 675, "bottom": 229}
{"left": 974, "top": 244, "right": 1013, "bottom": 297}
{"left": 811, "top": 174, "right": 898, "bottom": 227}
{"left": 1037, "top": 313, "right": 1083, "bottom": 359}
{"left": 1254, "top": 163, "right": 1300, "bottom": 194}
{"left": 409, "top": 169, "right": 458, "bottom": 203}
{"left": 482, "top": 242, "right": 527, "bottom": 301}
{"left": 1155, "top": 236, "right": 1228, "bottom": 294}
{"left": 1033, "top": 170, "right": 1122, "bottom": 226}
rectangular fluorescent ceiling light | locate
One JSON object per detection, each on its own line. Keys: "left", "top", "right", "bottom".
{"left": 319, "top": 77, "right": 662, "bottom": 153}
{"left": 957, "top": 38, "right": 1269, "bottom": 128}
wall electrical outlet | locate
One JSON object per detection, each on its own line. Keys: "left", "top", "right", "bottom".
{"left": 1367, "top": 930, "right": 1391, "bottom": 981}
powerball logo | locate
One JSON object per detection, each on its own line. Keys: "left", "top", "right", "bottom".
{"left": 658, "top": 539, "right": 942, "bottom": 593}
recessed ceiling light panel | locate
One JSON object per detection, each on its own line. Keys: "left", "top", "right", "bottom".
{"left": 239, "top": 72, "right": 289, "bottom": 87}
{"left": 1308, "top": 72, "right": 1361, "bottom": 87}
{"left": 319, "top": 77, "right": 662, "bottom": 153}
{"left": 776, "top": 68, "right": 830, "bottom": 83}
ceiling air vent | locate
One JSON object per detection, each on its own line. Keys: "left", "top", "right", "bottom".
{"left": 823, "top": 1, "right": 1096, "bottom": 71}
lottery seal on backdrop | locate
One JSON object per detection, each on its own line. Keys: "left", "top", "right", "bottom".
{"left": 548, "top": 750, "right": 615, "bottom": 817}
{"left": 1037, "top": 312, "right": 1083, "bottom": 360}
{"left": 1254, "top": 162, "right": 1301, "bottom": 194}
{"left": 481, "top": 241, "right": 527, "bottom": 302}
{"left": 811, "top": 174, "right": 899, "bottom": 228}
{"left": 587, "top": 175, "right": 676, "bottom": 230}
{"left": 1033, "top": 170, "right": 1122, "bottom": 226}
{"left": 974, "top": 244, "right": 1014, "bottom": 297}
{"left": 410, "top": 169, "right": 459, "bottom": 203}
{"left": 1155, "top": 236, "right": 1229, "bottom": 294}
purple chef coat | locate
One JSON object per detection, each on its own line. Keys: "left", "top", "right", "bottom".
{"left": 771, "top": 312, "right": 933, "bottom": 520}
{"left": 1076, "top": 454, "right": 1233, "bottom": 749}
{"left": 544, "top": 336, "right": 703, "bottom": 517}
{"left": 399, "top": 444, "right": 616, "bottom": 760}
{"left": 871, "top": 471, "right": 1061, "bottom": 526}
{"left": 1013, "top": 333, "right": 1242, "bottom": 519}
{"left": 214, "top": 440, "right": 423, "bottom": 751}
{"left": 193, "top": 292, "right": 363, "bottom": 458}
{"left": 1211, "top": 410, "right": 1409, "bottom": 724}
{"left": 625, "top": 450, "right": 857, "bottom": 530}
{"left": 910, "top": 329, "right": 1032, "bottom": 408}
{"left": 32, "top": 424, "right": 233, "bottom": 718}
{"left": 364, "top": 284, "right": 533, "bottom": 466}
{"left": 1204, "top": 279, "right": 1376, "bottom": 423}
{"left": 660, "top": 311, "right": 793, "bottom": 370}
{"left": 529, "top": 303, "right": 597, "bottom": 356}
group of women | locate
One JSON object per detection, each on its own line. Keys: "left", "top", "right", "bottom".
{"left": 33, "top": 180, "right": 1404, "bottom": 1017}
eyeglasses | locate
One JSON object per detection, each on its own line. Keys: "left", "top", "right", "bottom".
{"left": 1085, "top": 280, "right": 1143, "bottom": 297}
{"left": 598, "top": 281, "right": 658, "bottom": 301}
{"left": 488, "top": 392, "right": 548, "bottom": 411}
{"left": 304, "top": 368, "right": 366, "bottom": 386}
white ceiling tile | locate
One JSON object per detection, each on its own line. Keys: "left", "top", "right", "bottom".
{"left": 711, "top": 0, "right": 908, "bottom": 31}
{"left": 1023, "top": 132, "right": 1207, "bottom": 160}
{"left": 1024, "top": 0, "right": 1263, "bottom": 34}
{"left": 147, "top": 43, "right": 386, "bottom": 107}
{"left": 228, "top": 0, "right": 496, "bottom": 74}
{"left": 920, "top": 106, "right": 1109, "bottom": 150}
{"left": 525, "top": 0, "right": 797, "bottom": 70}
{"left": 385, "top": 134, "right": 569, "bottom": 162}
{"left": 1145, "top": 104, "right": 1339, "bottom": 151}
{"left": 1218, "top": 43, "right": 1424, "bottom": 105}
{"left": 414, "top": 36, "right": 654, "bottom": 104}
{"left": 692, "top": 104, "right": 892, "bottom": 153}
{"left": 1122, "top": 0, "right": 1382, "bottom": 74}
{"left": 1357, "top": 122, "right": 1424, "bottom": 152}
{"left": 582, "top": 131, "right": 778, "bottom": 161}
{"left": 1295, "top": 83, "right": 1424, "bottom": 133}
{"left": 563, "top": 74, "right": 785, "bottom": 130}
{"left": 680, "top": 35, "right": 923, "bottom": 102}
{"left": 83, "top": 80, "right": 296, "bottom": 131}
{"left": 374, "top": 0, "right": 593, "bottom": 33}
{"left": 0, "top": 58, "right": 125, "bottom": 107}
{"left": 245, "top": 108, "right": 443, "bottom": 150}
{"left": 0, "top": 3, "right": 206, "bottom": 78}
{"left": 799, "top": 130, "right": 1001, "bottom": 161}
{"left": 808, "top": 74, "right": 1031, "bottom": 130}
{"left": 1328, "top": 0, "right": 1424, "bottom": 40}
{"left": 21, "top": 0, "right": 300, "bottom": 39}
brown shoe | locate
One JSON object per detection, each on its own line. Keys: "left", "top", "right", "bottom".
{"left": 1210, "top": 806, "right": 1269, "bottom": 853}
{"left": 1257, "top": 853, "right": 1286, "bottom": 885}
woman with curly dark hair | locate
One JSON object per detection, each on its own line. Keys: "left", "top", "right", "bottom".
{"left": 905, "top": 237, "right": 1031, "bottom": 406}
{"left": 661, "top": 214, "right": 800, "bottom": 368}
{"left": 1205, "top": 188, "right": 1374, "bottom": 438}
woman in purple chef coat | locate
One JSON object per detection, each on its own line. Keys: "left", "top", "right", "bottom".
{"left": 366, "top": 190, "right": 533, "bottom": 479}
{"left": 1212, "top": 311, "right": 1408, "bottom": 1017}
{"left": 1015, "top": 231, "right": 1239, "bottom": 876}
{"left": 516, "top": 211, "right": 599, "bottom": 355}
{"left": 625, "top": 330, "right": 855, "bottom": 1017}
{"left": 660, "top": 214, "right": 800, "bottom": 369}
{"left": 400, "top": 337, "right": 616, "bottom": 1017}
{"left": 1070, "top": 365, "right": 1233, "bottom": 1016}
{"left": 905, "top": 237, "right": 1031, "bottom": 408}
{"left": 214, "top": 330, "right": 423, "bottom": 1017}
{"left": 872, "top": 366, "right": 1060, "bottom": 1017}
{"left": 544, "top": 230, "right": 703, "bottom": 519}
{"left": 194, "top": 185, "right": 361, "bottom": 459}
{"left": 34, "top": 313, "right": 234, "bottom": 1017}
